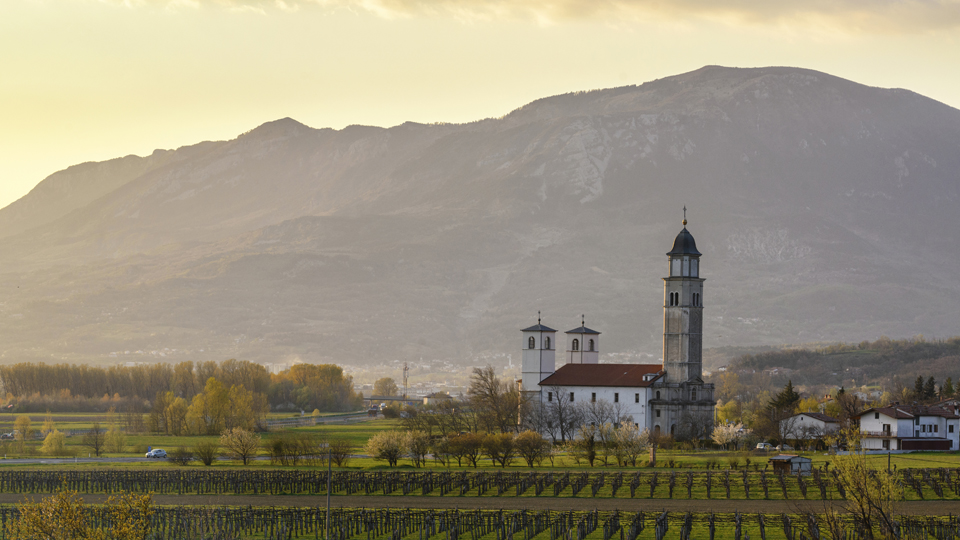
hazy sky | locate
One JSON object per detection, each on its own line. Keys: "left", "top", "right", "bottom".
{"left": 2, "top": 0, "right": 959, "bottom": 210}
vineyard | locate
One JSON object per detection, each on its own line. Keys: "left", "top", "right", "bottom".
{"left": 0, "top": 468, "right": 956, "bottom": 501}
{"left": 0, "top": 506, "right": 957, "bottom": 540}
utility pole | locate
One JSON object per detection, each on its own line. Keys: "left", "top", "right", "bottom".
{"left": 326, "top": 442, "right": 331, "bottom": 540}
{"left": 403, "top": 362, "right": 409, "bottom": 400}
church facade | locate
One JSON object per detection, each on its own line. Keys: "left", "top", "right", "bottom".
{"left": 520, "top": 219, "right": 716, "bottom": 438}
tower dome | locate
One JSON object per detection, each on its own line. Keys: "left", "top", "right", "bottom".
{"left": 666, "top": 228, "right": 701, "bottom": 256}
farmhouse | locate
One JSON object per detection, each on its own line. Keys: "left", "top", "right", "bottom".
{"left": 856, "top": 404, "right": 960, "bottom": 451}
{"left": 520, "top": 216, "right": 716, "bottom": 438}
{"left": 780, "top": 412, "right": 840, "bottom": 441}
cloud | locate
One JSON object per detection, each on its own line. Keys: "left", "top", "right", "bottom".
{"left": 100, "top": 0, "right": 960, "bottom": 32}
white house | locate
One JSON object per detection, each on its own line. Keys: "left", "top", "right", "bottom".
{"left": 520, "top": 216, "right": 716, "bottom": 438}
{"left": 780, "top": 412, "right": 840, "bottom": 441}
{"left": 856, "top": 404, "right": 960, "bottom": 451}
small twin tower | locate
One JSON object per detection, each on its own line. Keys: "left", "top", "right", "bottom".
{"left": 521, "top": 316, "right": 601, "bottom": 393}
{"left": 520, "top": 214, "right": 715, "bottom": 437}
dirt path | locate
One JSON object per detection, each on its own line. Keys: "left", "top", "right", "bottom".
{"left": 0, "top": 494, "right": 952, "bottom": 516}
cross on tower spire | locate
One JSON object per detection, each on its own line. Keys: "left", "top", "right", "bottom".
{"left": 683, "top": 206, "right": 687, "bottom": 226}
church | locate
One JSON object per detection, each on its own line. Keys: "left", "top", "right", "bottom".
{"left": 520, "top": 217, "right": 716, "bottom": 439}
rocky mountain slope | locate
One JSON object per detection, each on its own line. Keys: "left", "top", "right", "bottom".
{"left": 1, "top": 65, "right": 959, "bottom": 369}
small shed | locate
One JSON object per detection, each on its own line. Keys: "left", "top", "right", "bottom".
{"left": 768, "top": 454, "right": 812, "bottom": 474}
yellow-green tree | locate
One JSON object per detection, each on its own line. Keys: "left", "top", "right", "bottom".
{"left": 106, "top": 427, "right": 126, "bottom": 454}
{"left": 41, "top": 429, "right": 67, "bottom": 456}
{"left": 7, "top": 489, "right": 153, "bottom": 540}
{"left": 828, "top": 428, "right": 901, "bottom": 539}
{"left": 219, "top": 427, "right": 260, "bottom": 465}
{"left": 42, "top": 411, "right": 55, "bottom": 436}
{"left": 13, "top": 415, "right": 32, "bottom": 453}
{"left": 165, "top": 397, "right": 189, "bottom": 436}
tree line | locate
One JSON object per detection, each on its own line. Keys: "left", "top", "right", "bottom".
{"left": 0, "top": 360, "right": 363, "bottom": 414}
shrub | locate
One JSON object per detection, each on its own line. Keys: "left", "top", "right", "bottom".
{"left": 195, "top": 441, "right": 219, "bottom": 466}
{"left": 168, "top": 447, "right": 193, "bottom": 466}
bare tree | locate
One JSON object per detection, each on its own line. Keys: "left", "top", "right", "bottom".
{"left": 677, "top": 411, "right": 713, "bottom": 448}
{"left": 82, "top": 423, "right": 106, "bottom": 457}
{"left": 543, "top": 386, "right": 581, "bottom": 443}
{"left": 584, "top": 399, "right": 614, "bottom": 427}
{"left": 611, "top": 400, "right": 634, "bottom": 426}
{"left": 468, "top": 366, "right": 522, "bottom": 433}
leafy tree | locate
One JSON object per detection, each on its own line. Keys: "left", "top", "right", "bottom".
{"left": 83, "top": 423, "right": 106, "bottom": 457}
{"left": 405, "top": 430, "right": 431, "bottom": 468}
{"left": 13, "top": 415, "right": 32, "bottom": 453}
{"left": 446, "top": 433, "right": 483, "bottom": 467}
{"left": 364, "top": 430, "right": 405, "bottom": 467}
{"left": 373, "top": 377, "right": 399, "bottom": 397}
{"left": 42, "top": 411, "right": 55, "bottom": 436}
{"left": 270, "top": 364, "right": 362, "bottom": 412}
{"left": 41, "top": 429, "right": 67, "bottom": 456}
{"left": 6, "top": 490, "right": 153, "bottom": 540}
{"left": 481, "top": 432, "right": 515, "bottom": 468}
{"left": 514, "top": 430, "right": 550, "bottom": 467}
{"left": 219, "top": 427, "right": 261, "bottom": 465}
{"left": 613, "top": 423, "right": 649, "bottom": 466}
{"left": 711, "top": 422, "right": 748, "bottom": 450}
{"left": 106, "top": 427, "right": 126, "bottom": 454}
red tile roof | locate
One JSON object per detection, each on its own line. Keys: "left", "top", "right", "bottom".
{"left": 538, "top": 364, "right": 663, "bottom": 388}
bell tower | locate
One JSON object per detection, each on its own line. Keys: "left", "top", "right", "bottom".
{"left": 521, "top": 313, "right": 556, "bottom": 396}
{"left": 662, "top": 209, "right": 704, "bottom": 383}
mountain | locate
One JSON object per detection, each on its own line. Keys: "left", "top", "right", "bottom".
{"left": 1, "top": 65, "right": 959, "bottom": 372}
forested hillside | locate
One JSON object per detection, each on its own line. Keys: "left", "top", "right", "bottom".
{"left": 726, "top": 335, "right": 960, "bottom": 390}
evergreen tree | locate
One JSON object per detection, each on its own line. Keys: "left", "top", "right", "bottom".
{"left": 943, "top": 378, "right": 954, "bottom": 400}
{"left": 925, "top": 376, "right": 937, "bottom": 400}
{"left": 768, "top": 380, "right": 801, "bottom": 413}
{"left": 915, "top": 376, "right": 925, "bottom": 399}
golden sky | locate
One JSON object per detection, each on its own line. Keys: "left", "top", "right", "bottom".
{"left": 2, "top": 0, "right": 959, "bottom": 209}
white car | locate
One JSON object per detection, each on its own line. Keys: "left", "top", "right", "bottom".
{"left": 145, "top": 449, "right": 167, "bottom": 458}
{"left": 756, "top": 443, "right": 774, "bottom": 451}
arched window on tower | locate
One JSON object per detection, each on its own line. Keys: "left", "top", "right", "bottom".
{"left": 588, "top": 339, "right": 595, "bottom": 352}
{"left": 691, "top": 388, "right": 697, "bottom": 401}
{"left": 656, "top": 391, "right": 661, "bottom": 400}
{"left": 545, "top": 336, "right": 551, "bottom": 349}
{"left": 572, "top": 339, "right": 579, "bottom": 351}
{"left": 528, "top": 336, "right": 536, "bottom": 349}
